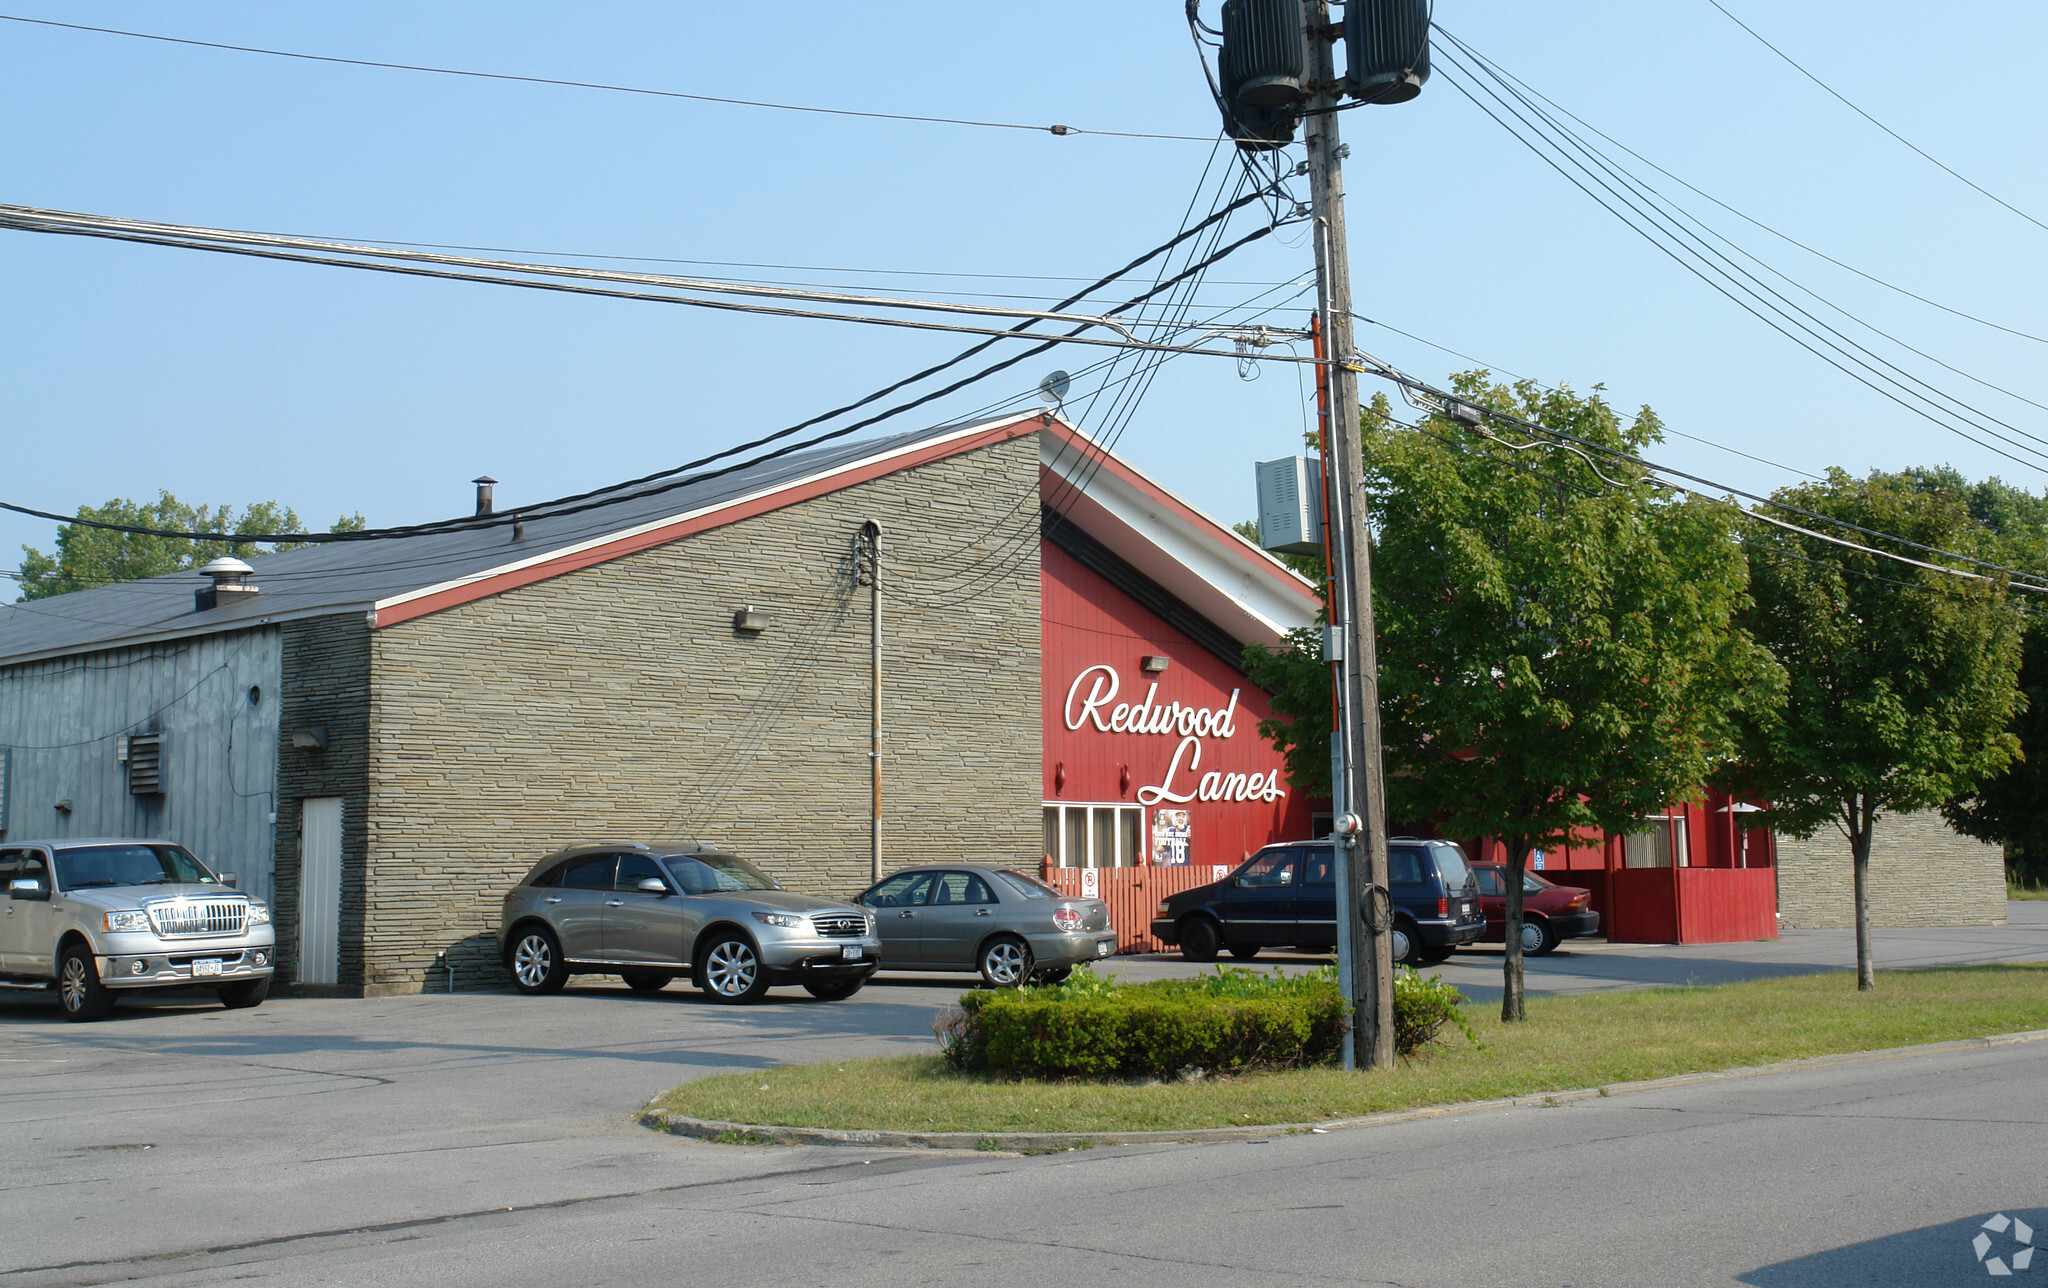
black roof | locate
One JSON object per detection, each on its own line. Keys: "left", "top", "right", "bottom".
{"left": 0, "top": 417, "right": 1012, "bottom": 667}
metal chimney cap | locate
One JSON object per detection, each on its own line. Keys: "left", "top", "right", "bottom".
{"left": 197, "top": 556, "right": 255, "bottom": 582}
{"left": 472, "top": 475, "right": 499, "bottom": 485}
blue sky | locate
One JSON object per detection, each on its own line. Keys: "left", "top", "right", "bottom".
{"left": 5, "top": 2, "right": 2047, "bottom": 573}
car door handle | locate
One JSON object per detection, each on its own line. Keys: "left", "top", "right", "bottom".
{"left": 898, "top": 910, "right": 916, "bottom": 918}
{"left": 605, "top": 900, "right": 624, "bottom": 908}
{"left": 975, "top": 908, "right": 992, "bottom": 916}
{"left": 543, "top": 897, "right": 562, "bottom": 904}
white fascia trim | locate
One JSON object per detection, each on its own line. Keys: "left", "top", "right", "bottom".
{"left": 1038, "top": 427, "right": 1319, "bottom": 638}
{"left": 372, "top": 412, "right": 1043, "bottom": 617}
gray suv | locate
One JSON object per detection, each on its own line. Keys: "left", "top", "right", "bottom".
{"left": 499, "top": 843, "right": 881, "bottom": 1004}
{"left": 1, "top": 839, "right": 276, "bottom": 1021}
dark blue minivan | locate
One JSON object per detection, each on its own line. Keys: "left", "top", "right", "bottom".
{"left": 1150, "top": 838, "right": 1484, "bottom": 965}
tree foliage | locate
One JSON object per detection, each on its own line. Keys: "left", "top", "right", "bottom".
{"left": 1363, "top": 374, "right": 1776, "bottom": 1019}
{"left": 17, "top": 493, "right": 366, "bottom": 601}
{"left": 1896, "top": 468, "right": 2048, "bottom": 888}
{"left": 1722, "top": 468, "right": 2027, "bottom": 988}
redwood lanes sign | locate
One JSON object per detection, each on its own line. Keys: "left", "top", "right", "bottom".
{"left": 1061, "top": 663, "right": 1287, "bottom": 807}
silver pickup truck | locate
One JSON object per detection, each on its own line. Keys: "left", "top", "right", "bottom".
{"left": 1, "top": 838, "right": 276, "bottom": 1021}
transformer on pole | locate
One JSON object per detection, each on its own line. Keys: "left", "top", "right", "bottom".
{"left": 1204, "top": 0, "right": 1429, "bottom": 1072}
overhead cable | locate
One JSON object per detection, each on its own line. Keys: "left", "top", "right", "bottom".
{"left": 0, "top": 13, "right": 1214, "bottom": 143}
{"left": 1435, "top": 27, "right": 2048, "bottom": 349}
{"left": 1701, "top": 0, "right": 2048, "bottom": 237}
{"left": 1432, "top": 47, "right": 2048, "bottom": 476}
{"left": 0, "top": 209, "right": 1297, "bottom": 549}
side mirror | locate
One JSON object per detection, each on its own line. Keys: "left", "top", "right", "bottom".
{"left": 219, "top": 873, "right": 239, "bottom": 889}
{"left": 9, "top": 878, "right": 48, "bottom": 901}
{"left": 637, "top": 878, "right": 671, "bottom": 896}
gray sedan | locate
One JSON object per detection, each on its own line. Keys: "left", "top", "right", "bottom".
{"left": 499, "top": 843, "right": 880, "bottom": 1004}
{"left": 852, "top": 865, "right": 1116, "bottom": 986}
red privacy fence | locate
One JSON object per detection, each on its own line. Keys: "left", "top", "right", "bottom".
{"left": 1042, "top": 864, "right": 1232, "bottom": 954}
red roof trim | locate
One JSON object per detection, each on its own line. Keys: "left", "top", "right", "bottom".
{"left": 1038, "top": 419, "right": 1322, "bottom": 609}
{"left": 372, "top": 414, "right": 1049, "bottom": 629}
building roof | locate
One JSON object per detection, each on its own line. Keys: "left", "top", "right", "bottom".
{"left": 0, "top": 412, "right": 1318, "bottom": 667}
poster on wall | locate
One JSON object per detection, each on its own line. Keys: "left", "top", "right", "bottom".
{"left": 1151, "top": 809, "right": 1191, "bottom": 865}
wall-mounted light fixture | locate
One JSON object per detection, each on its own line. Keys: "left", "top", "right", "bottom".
{"left": 1141, "top": 655, "right": 1171, "bottom": 673}
{"left": 292, "top": 726, "right": 329, "bottom": 751}
{"left": 733, "top": 606, "right": 770, "bottom": 635}
{"left": 54, "top": 798, "right": 72, "bottom": 813}
{"left": 1053, "top": 762, "right": 1067, "bottom": 796}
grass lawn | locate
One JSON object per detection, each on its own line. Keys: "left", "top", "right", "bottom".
{"left": 2010, "top": 882, "right": 2048, "bottom": 901}
{"left": 650, "top": 964, "right": 2048, "bottom": 1135}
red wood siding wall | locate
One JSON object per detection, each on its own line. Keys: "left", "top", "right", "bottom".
{"left": 1040, "top": 540, "right": 1314, "bottom": 869}
{"left": 1678, "top": 867, "right": 1778, "bottom": 942}
{"left": 1042, "top": 864, "right": 1236, "bottom": 954}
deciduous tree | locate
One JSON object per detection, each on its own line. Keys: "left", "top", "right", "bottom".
{"left": 1724, "top": 469, "right": 2026, "bottom": 990}
{"left": 17, "top": 493, "right": 365, "bottom": 600}
{"left": 1360, "top": 375, "right": 1775, "bottom": 1021}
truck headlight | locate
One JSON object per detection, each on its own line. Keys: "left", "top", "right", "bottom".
{"left": 245, "top": 904, "right": 272, "bottom": 927}
{"left": 752, "top": 911, "right": 805, "bottom": 929}
{"left": 104, "top": 910, "right": 151, "bottom": 932}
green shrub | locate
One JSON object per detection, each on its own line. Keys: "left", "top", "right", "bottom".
{"left": 935, "top": 963, "right": 1479, "bottom": 1077}
{"left": 1392, "top": 965, "right": 1485, "bottom": 1054}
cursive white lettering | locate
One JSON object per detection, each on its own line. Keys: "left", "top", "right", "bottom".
{"left": 1064, "top": 665, "right": 1118, "bottom": 732}
{"left": 1137, "top": 735, "right": 1202, "bottom": 806}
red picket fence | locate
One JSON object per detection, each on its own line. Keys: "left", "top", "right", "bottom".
{"left": 1041, "top": 864, "right": 1233, "bottom": 954}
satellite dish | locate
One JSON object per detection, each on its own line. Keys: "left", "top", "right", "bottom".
{"left": 1037, "top": 370, "right": 1071, "bottom": 405}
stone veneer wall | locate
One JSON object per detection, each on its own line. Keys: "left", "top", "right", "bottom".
{"left": 360, "top": 437, "right": 1043, "bottom": 993}
{"left": 1775, "top": 808, "right": 2007, "bottom": 930}
{"left": 272, "top": 614, "right": 372, "bottom": 991}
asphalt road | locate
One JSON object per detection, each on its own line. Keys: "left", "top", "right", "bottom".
{"left": 3, "top": 904, "right": 2044, "bottom": 1286}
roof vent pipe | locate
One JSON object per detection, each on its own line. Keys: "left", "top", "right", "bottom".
{"left": 194, "top": 556, "right": 259, "bottom": 612}
{"left": 473, "top": 476, "right": 498, "bottom": 516}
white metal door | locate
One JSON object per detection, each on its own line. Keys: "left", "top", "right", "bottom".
{"left": 299, "top": 798, "right": 342, "bottom": 986}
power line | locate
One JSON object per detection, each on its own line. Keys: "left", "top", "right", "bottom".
{"left": 3, "top": 202, "right": 1296, "bottom": 581}
{"left": 1432, "top": 44, "right": 2048, "bottom": 477}
{"left": 1436, "top": 29, "right": 2048, "bottom": 421}
{"left": 1367, "top": 358, "right": 2048, "bottom": 593}
{"left": 1347, "top": 309, "right": 1825, "bottom": 483}
{"left": 1702, "top": 0, "right": 2048, "bottom": 237}
{"left": 0, "top": 13, "right": 1216, "bottom": 143}
{"left": 1440, "top": 32, "right": 2048, "bottom": 349}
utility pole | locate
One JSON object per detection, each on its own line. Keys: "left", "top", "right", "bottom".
{"left": 859, "top": 520, "right": 883, "bottom": 884}
{"left": 1303, "top": 0, "right": 1394, "bottom": 1072}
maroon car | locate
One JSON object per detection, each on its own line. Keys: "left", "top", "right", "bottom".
{"left": 1470, "top": 863, "right": 1599, "bottom": 955}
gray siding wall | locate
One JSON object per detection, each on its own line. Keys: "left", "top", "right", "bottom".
{"left": 272, "top": 615, "right": 372, "bottom": 991}
{"left": 1776, "top": 809, "right": 2008, "bottom": 929}
{"left": 0, "top": 629, "right": 282, "bottom": 907}
{"left": 363, "top": 437, "right": 1044, "bottom": 993}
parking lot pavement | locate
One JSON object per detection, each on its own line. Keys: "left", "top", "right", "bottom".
{"left": 2, "top": 905, "right": 2040, "bottom": 1276}
{"left": 1106, "top": 898, "right": 2048, "bottom": 1004}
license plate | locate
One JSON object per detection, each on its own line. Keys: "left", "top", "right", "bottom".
{"left": 192, "top": 959, "right": 222, "bottom": 977}
{"left": 841, "top": 946, "right": 863, "bottom": 960}
{"left": 1096, "top": 941, "right": 1113, "bottom": 957}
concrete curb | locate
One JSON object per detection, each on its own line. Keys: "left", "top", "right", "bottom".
{"left": 638, "top": 1027, "right": 2048, "bottom": 1152}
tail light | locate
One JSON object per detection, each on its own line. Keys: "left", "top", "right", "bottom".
{"left": 1436, "top": 897, "right": 1448, "bottom": 917}
{"left": 1052, "top": 907, "right": 1084, "bottom": 932}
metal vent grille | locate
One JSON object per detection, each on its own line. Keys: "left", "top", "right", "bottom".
{"left": 147, "top": 899, "right": 248, "bottom": 938}
{"left": 126, "top": 733, "right": 163, "bottom": 796}
{"left": 810, "top": 914, "right": 866, "bottom": 939}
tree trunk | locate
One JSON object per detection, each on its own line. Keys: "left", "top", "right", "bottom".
{"left": 1502, "top": 836, "right": 1531, "bottom": 1022}
{"left": 1851, "top": 801, "right": 1876, "bottom": 993}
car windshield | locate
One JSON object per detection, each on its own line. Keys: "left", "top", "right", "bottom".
{"left": 1430, "top": 845, "right": 1474, "bottom": 893}
{"left": 660, "top": 854, "right": 779, "bottom": 894}
{"left": 56, "top": 844, "right": 218, "bottom": 890}
{"left": 992, "top": 869, "right": 1060, "bottom": 899}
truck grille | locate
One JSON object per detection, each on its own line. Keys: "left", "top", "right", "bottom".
{"left": 810, "top": 913, "right": 866, "bottom": 938}
{"left": 147, "top": 899, "right": 248, "bottom": 938}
